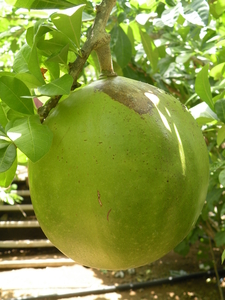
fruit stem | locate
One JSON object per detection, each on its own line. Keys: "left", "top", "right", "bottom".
{"left": 38, "top": 0, "right": 117, "bottom": 122}
{"left": 69, "top": 0, "right": 117, "bottom": 87}
{"left": 95, "top": 44, "right": 117, "bottom": 78}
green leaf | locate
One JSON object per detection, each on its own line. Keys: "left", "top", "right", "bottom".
{"left": 195, "top": 64, "right": 214, "bottom": 111}
{"left": 217, "top": 125, "right": 225, "bottom": 146}
{"left": 0, "top": 143, "right": 17, "bottom": 173}
{"left": 0, "top": 157, "right": 17, "bottom": 188}
{"left": 214, "top": 231, "right": 225, "bottom": 247}
{"left": 13, "top": 44, "right": 31, "bottom": 73}
{"left": 28, "top": 44, "right": 45, "bottom": 84}
{"left": 51, "top": 5, "right": 85, "bottom": 48}
{"left": 215, "top": 99, "right": 225, "bottom": 123}
{"left": 37, "top": 30, "right": 74, "bottom": 56}
{"left": 219, "top": 169, "right": 225, "bottom": 187}
{"left": 0, "top": 102, "right": 9, "bottom": 128}
{"left": 47, "top": 44, "right": 70, "bottom": 65}
{"left": 161, "top": 3, "right": 182, "bottom": 27}
{"left": 140, "top": 30, "right": 158, "bottom": 73}
{"left": 38, "top": 74, "right": 73, "bottom": 96}
{"left": 0, "top": 76, "right": 34, "bottom": 115}
{"left": 7, "top": 115, "right": 53, "bottom": 162}
{"left": 111, "top": 25, "right": 132, "bottom": 70}
{"left": 210, "top": 63, "right": 225, "bottom": 80}
{"left": 5, "top": 0, "right": 87, "bottom": 9}
{"left": 0, "top": 139, "right": 10, "bottom": 149}
{"left": 176, "top": 52, "right": 194, "bottom": 64}
{"left": 183, "top": 0, "right": 209, "bottom": 26}
{"left": 215, "top": 0, "right": 225, "bottom": 16}
{"left": 222, "top": 250, "right": 225, "bottom": 264}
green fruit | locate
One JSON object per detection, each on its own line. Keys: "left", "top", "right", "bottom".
{"left": 28, "top": 76, "right": 209, "bottom": 270}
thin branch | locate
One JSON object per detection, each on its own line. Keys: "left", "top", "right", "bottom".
{"left": 38, "top": 0, "right": 117, "bottom": 122}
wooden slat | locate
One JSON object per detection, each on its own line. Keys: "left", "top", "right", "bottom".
{"left": 0, "top": 204, "right": 33, "bottom": 211}
{"left": 0, "top": 239, "right": 53, "bottom": 248}
{"left": 0, "top": 220, "right": 39, "bottom": 228}
{"left": 0, "top": 256, "right": 75, "bottom": 269}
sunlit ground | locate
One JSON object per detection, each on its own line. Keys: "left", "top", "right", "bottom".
{"left": 0, "top": 256, "right": 224, "bottom": 300}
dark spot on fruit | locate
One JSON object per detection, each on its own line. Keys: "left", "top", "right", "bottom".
{"left": 97, "top": 191, "right": 102, "bottom": 206}
{"left": 107, "top": 209, "right": 112, "bottom": 221}
{"left": 92, "top": 77, "right": 154, "bottom": 115}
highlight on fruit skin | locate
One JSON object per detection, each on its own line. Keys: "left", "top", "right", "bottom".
{"left": 28, "top": 76, "right": 209, "bottom": 270}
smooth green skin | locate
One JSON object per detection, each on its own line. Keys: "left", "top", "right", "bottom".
{"left": 29, "top": 76, "right": 209, "bottom": 270}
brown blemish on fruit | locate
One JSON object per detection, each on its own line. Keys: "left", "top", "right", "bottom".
{"left": 97, "top": 190, "right": 102, "bottom": 206}
{"left": 93, "top": 77, "right": 155, "bottom": 115}
{"left": 107, "top": 209, "right": 112, "bottom": 221}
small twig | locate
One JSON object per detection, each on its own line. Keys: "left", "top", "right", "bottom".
{"left": 208, "top": 237, "right": 224, "bottom": 300}
{"left": 38, "top": 0, "right": 117, "bottom": 121}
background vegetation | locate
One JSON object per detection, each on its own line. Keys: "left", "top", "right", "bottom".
{"left": 0, "top": 0, "right": 224, "bottom": 268}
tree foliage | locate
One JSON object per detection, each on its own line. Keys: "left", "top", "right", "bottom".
{"left": 0, "top": 0, "right": 225, "bottom": 259}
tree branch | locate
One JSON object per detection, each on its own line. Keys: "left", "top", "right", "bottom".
{"left": 38, "top": 0, "right": 117, "bottom": 122}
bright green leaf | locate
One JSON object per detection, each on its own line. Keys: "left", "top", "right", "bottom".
{"left": 215, "top": 0, "right": 225, "bottom": 16}
{"left": 0, "top": 76, "right": 34, "bottom": 115}
{"left": 51, "top": 5, "right": 85, "bottom": 48}
{"left": 215, "top": 99, "right": 225, "bottom": 123}
{"left": 195, "top": 64, "right": 214, "bottom": 111}
{"left": 5, "top": 0, "right": 87, "bottom": 9}
{"left": 140, "top": 30, "right": 158, "bottom": 73}
{"left": 38, "top": 74, "right": 73, "bottom": 96}
{"left": 0, "top": 143, "right": 17, "bottom": 173}
{"left": 7, "top": 115, "right": 53, "bottom": 162}
{"left": 0, "top": 157, "right": 17, "bottom": 188}
{"left": 210, "top": 63, "right": 225, "bottom": 80}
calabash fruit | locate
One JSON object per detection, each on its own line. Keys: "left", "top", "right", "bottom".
{"left": 28, "top": 76, "right": 209, "bottom": 270}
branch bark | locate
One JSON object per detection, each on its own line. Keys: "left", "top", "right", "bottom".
{"left": 38, "top": 0, "right": 117, "bottom": 122}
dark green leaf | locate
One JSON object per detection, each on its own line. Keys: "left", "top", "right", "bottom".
{"left": 7, "top": 115, "right": 53, "bottom": 162}
{"left": 0, "top": 143, "right": 17, "bottom": 173}
{"left": 47, "top": 44, "right": 70, "bottom": 65}
{"left": 111, "top": 25, "right": 132, "bottom": 69}
{"left": 38, "top": 74, "right": 73, "bottom": 96}
{"left": 0, "top": 157, "right": 17, "bottom": 188}
{"left": 215, "top": 99, "right": 225, "bottom": 123}
{"left": 195, "top": 64, "right": 214, "bottom": 111}
{"left": 215, "top": 231, "right": 225, "bottom": 247}
{"left": 0, "top": 76, "right": 34, "bottom": 115}
{"left": 37, "top": 31, "right": 74, "bottom": 56}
